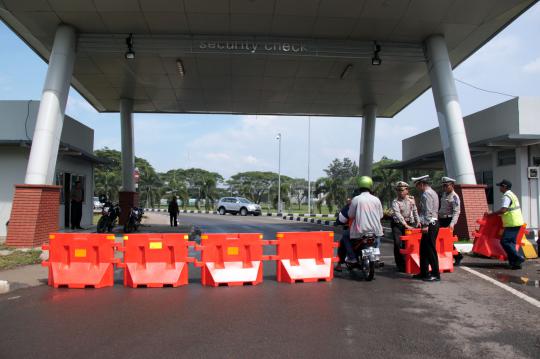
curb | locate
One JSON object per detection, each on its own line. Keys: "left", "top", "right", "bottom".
{"left": 143, "top": 208, "right": 335, "bottom": 218}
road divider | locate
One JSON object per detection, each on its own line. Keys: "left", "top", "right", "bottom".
{"left": 117, "top": 233, "right": 195, "bottom": 288}
{"left": 400, "top": 228, "right": 458, "bottom": 275}
{"left": 42, "top": 233, "right": 118, "bottom": 288}
{"left": 42, "top": 231, "right": 341, "bottom": 289}
{"left": 472, "top": 214, "right": 536, "bottom": 260}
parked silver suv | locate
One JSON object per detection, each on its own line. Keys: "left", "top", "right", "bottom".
{"left": 217, "top": 197, "right": 262, "bottom": 216}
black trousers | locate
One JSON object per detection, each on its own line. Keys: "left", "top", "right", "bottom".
{"left": 70, "top": 201, "right": 82, "bottom": 228}
{"left": 170, "top": 213, "right": 178, "bottom": 227}
{"left": 391, "top": 222, "right": 408, "bottom": 272}
{"left": 439, "top": 217, "right": 463, "bottom": 262}
{"left": 420, "top": 222, "right": 440, "bottom": 277}
{"left": 337, "top": 228, "right": 349, "bottom": 264}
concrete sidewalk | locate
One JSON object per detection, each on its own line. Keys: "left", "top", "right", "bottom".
{"left": 0, "top": 264, "right": 47, "bottom": 294}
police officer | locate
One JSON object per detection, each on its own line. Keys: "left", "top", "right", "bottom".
{"left": 438, "top": 176, "right": 464, "bottom": 266}
{"left": 491, "top": 179, "right": 525, "bottom": 269}
{"left": 412, "top": 175, "right": 440, "bottom": 281}
{"left": 391, "top": 181, "right": 420, "bottom": 272}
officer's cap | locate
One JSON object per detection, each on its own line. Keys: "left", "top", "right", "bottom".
{"left": 441, "top": 176, "right": 456, "bottom": 184}
{"left": 411, "top": 175, "right": 430, "bottom": 184}
{"left": 496, "top": 179, "right": 512, "bottom": 189}
{"left": 394, "top": 181, "right": 409, "bottom": 189}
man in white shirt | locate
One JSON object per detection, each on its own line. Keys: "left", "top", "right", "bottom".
{"left": 347, "top": 176, "right": 384, "bottom": 263}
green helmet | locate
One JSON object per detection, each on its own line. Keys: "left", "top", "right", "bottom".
{"left": 357, "top": 176, "right": 373, "bottom": 190}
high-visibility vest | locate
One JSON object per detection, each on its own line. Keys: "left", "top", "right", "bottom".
{"left": 501, "top": 190, "right": 524, "bottom": 227}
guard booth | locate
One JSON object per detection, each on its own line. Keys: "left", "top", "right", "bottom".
{"left": 0, "top": 1, "right": 537, "bottom": 247}
{"left": 0, "top": 101, "right": 100, "bottom": 244}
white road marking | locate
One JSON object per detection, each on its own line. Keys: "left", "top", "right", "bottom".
{"left": 461, "top": 266, "right": 540, "bottom": 309}
{"left": 7, "top": 296, "right": 21, "bottom": 300}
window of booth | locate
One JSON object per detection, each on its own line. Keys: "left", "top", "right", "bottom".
{"left": 497, "top": 149, "right": 516, "bottom": 166}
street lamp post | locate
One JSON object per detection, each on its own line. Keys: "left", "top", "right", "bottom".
{"left": 307, "top": 117, "right": 311, "bottom": 214}
{"left": 276, "top": 133, "right": 282, "bottom": 214}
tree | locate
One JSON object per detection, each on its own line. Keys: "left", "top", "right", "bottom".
{"left": 290, "top": 178, "right": 308, "bottom": 210}
{"left": 372, "top": 156, "right": 402, "bottom": 208}
{"left": 227, "top": 171, "right": 292, "bottom": 209}
{"left": 94, "top": 147, "right": 162, "bottom": 206}
{"left": 317, "top": 158, "right": 359, "bottom": 211}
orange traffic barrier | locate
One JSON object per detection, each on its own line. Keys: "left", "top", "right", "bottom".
{"left": 472, "top": 214, "right": 525, "bottom": 260}
{"left": 272, "top": 231, "right": 338, "bottom": 283}
{"left": 400, "top": 228, "right": 457, "bottom": 275}
{"left": 117, "top": 233, "right": 195, "bottom": 288}
{"left": 42, "top": 233, "right": 118, "bottom": 288}
{"left": 436, "top": 227, "right": 458, "bottom": 273}
{"left": 400, "top": 229, "right": 422, "bottom": 274}
{"left": 194, "top": 233, "right": 268, "bottom": 286}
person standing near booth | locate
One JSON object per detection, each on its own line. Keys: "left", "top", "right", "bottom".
{"left": 492, "top": 179, "right": 525, "bottom": 269}
{"left": 70, "top": 180, "right": 84, "bottom": 230}
{"left": 390, "top": 181, "right": 420, "bottom": 272}
{"left": 168, "top": 196, "right": 179, "bottom": 227}
{"left": 438, "top": 176, "right": 464, "bottom": 266}
{"left": 412, "top": 175, "right": 440, "bottom": 282}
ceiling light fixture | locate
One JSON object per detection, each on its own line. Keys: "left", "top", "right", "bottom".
{"left": 340, "top": 64, "right": 353, "bottom": 80}
{"left": 372, "top": 41, "right": 381, "bottom": 66}
{"left": 176, "top": 59, "right": 185, "bottom": 77}
{"left": 124, "top": 33, "right": 135, "bottom": 60}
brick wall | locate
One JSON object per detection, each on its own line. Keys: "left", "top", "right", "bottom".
{"left": 6, "top": 184, "right": 61, "bottom": 248}
{"left": 118, "top": 191, "right": 139, "bottom": 225}
{"left": 454, "top": 184, "right": 488, "bottom": 240}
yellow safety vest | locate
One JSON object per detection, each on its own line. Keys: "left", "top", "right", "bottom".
{"left": 501, "top": 190, "right": 524, "bottom": 227}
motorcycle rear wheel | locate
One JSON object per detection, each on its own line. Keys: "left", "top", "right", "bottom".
{"left": 362, "top": 260, "right": 375, "bottom": 281}
{"left": 124, "top": 220, "right": 135, "bottom": 233}
{"left": 97, "top": 217, "right": 108, "bottom": 233}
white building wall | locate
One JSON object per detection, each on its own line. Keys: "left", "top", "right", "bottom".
{"left": 0, "top": 148, "right": 28, "bottom": 237}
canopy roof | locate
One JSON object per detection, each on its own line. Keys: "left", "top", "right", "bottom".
{"left": 0, "top": 0, "right": 536, "bottom": 117}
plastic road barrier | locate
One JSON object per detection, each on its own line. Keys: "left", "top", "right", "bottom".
{"left": 272, "top": 231, "right": 338, "bottom": 283}
{"left": 117, "top": 233, "right": 195, "bottom": 288}
{"left": 195, "top": 233, "right": 268, "bottom": 286}
{"left": 42, "top": 233, "right": 118, "bottom": 288}
{"left": 400, "top": 229, "right": 422, "bottom": 275}
{"left": 472, "top": 214, "right": 526, "bottom": 260}
{"left": 400, "top": 228, "right": 458, "bottom": 275}
{"left": 436, "top": 227, "right": 459, "bottom": 273}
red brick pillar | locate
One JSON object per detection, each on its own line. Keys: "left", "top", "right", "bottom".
{"left": 118, "top": 191, "right": 139, "bottom": 225}
{"left": 454, "top": 184, "right": 488, "bottom": 240}
{"left": 6, "top": 184, "right": 61, "bottom": 248}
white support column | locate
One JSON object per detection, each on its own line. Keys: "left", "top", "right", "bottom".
{"left": 425, "top": 34, "right": 476, "bottom": 184}
{"left": 24, "top": 25, "right": 77, "bottom": 185}
{"left": 359, "top": 104, "right": 377, "bottom": 176}
{"left": 120, "top": 99, "right": 135, "bottom": 192}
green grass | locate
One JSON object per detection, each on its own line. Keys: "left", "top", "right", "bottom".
{"left": 0, "top": 250, "right": 42, "bottom": 270}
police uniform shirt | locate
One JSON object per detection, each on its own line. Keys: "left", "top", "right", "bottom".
{"left": 439, "top": 191, "right": 461, "bottom": 227}
{"left": 419, "top": 187, "right": 439, "bottom": 226}
{"left": 391, "top": 196, "right": 419, "bottom": 225}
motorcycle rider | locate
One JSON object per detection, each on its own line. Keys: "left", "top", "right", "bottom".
{"left": 346, "top": 176, "right": 384, "bottom": 263}
{"left": 334, "top": 197, "right": 352, "bottom": 272}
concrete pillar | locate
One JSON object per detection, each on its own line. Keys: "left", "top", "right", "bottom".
{"left": 359, "top": 104, "right": 377, "bottom": 176}
{"left": 119, "top": 98, "right": 138, "bottom": 225}
{"left": 24, "top": 25, "right": 77, "bottom": 185}
{"left": 424, "top": 34, "right": 476, "bottom": 184}
{"left": 120, "top": 98, "right": 135, "bottom": 192}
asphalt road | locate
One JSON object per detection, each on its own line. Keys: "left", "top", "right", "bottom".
{"left": 0, "top": 213, "right": 539, "bottom": 359}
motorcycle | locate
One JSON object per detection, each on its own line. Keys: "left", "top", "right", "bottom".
{"left": 123, "top": 206, "right": 144, "bottom": 233}
{"left": 96, "top": 196, "right": 120, "bottom": 233}
{"left": 346, "top": 233, "right": 381, "bottom": 281}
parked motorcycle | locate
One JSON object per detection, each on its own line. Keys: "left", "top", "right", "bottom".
{"left": 123, "top": 206, "right": 143, "bottom": 233}
{"left": 96, "top": 195, "right": 120, "bottom": 233}
{"left": 346, "top": 233, "right": 381, "bottom": 281}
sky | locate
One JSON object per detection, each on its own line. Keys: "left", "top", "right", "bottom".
{"left": 1, "top": 4, "right": 539, "bottom": 180}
